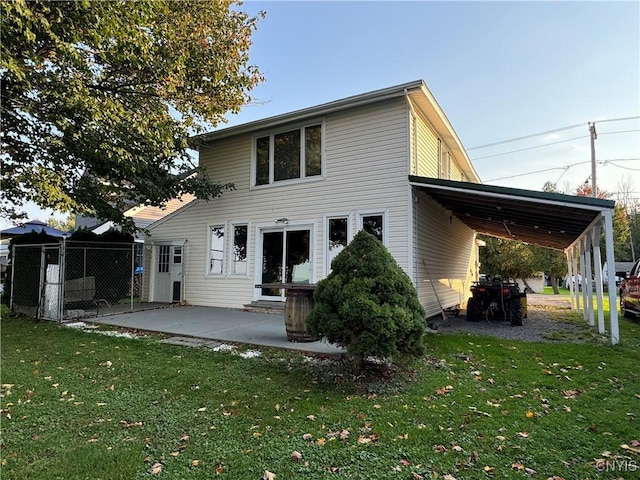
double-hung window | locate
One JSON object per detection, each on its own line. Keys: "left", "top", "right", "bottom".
{"left": 209, "top": 225, "right": 225, "bottom": 275}
{"left": 327, "top": 216, "right": 349, "bottom": 274}
{"left": 231, "top": 224, "right": 248, "bottom": 275}
{"left": 254, "top": 123, "right": 323, "bottom": 186}
{"left": 360, "top": 213, "right": 385, "bottom": 243}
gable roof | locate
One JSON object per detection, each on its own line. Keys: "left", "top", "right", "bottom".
{"left": 190, "top": 80, "right": 480, "bottom": 183}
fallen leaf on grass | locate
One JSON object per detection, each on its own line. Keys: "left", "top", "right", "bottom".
{"left": 191, "top": 460, "right": 200, "bottom": 467}
{"left": 263, "top": 471, "right": 276, "bottom": 480}
{"left": 169, "top": 451, "right": 179, "bottom": 457}
{"left": 517, "top": 432, "right": 530, "bottom": 438}
{"left": 483, "top": 465, "right": 495, "bottom": 473}
{"left": 291, "top": 451, "right": 303, "bottom": 461}
{"left": 562, "top": 390, "right": 579, "bottom": 399}
{"left": 302, "top": 433, "right": 313, "bottom": 441}
{"left": 149, "top": 462, "right": 162, "bottom": 475}
{"left": 443, "top": 475, "right": 458, "bottom": 480}
{"left": 215, "top": 464, "right": 225, "bottom": 474}
{"left": 621, "top": 443, "right": 640, "bottom": 454}
{"left": 433, "top": 444, "right": 447, "bottom": 453}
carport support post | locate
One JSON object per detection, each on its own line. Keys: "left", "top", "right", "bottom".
{"left": 591, "top": 223, "right": 605, "bottom": 334}
{"left": 580, "top": 240, "right": 588, "bottom": 322}
{"left": 603, "top": 210, "right": 619, "bottom": 344}
{"left": 582, "top": 234, "right": 595, "bottom": 327}
{"left": 573, "top": 244, "right": 582, "bottom": 313}
{"left": 566, "top": 248, "right": 576, "bottom": 310}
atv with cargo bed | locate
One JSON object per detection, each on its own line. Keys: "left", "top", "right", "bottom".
{"left": 466, "top": 278, "right": 524, "bottom": 326}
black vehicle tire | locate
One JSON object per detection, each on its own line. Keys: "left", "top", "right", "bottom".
{"left": 466, "top": 297, "right": 482, "bottom": 322}
{"left": 510, "top": 297, "right": 523, "bottom": 326}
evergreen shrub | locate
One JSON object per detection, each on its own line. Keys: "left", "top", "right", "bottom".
{"left": 307, "top": 231, "right": 426, "bottom": 371}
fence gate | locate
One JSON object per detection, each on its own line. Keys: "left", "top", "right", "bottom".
{"left": 10, "top": 243, "right": 63, "bottom": 321}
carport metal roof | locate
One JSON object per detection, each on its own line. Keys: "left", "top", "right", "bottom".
{"left": 409, "top": 176, "right": 615, "bottom": 251}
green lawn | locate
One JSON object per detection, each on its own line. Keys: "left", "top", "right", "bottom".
{"left": 1, "top": 308, "right": 639, "bottom": 480}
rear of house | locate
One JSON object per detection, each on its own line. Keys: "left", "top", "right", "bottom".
{"left": 142, "top": 81, "right": 481, "bottom": 318}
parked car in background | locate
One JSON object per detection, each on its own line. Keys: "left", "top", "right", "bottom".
{"left": 620, "top": 259, "right": 640, "bottom": 318}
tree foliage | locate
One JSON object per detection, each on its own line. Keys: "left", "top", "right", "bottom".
{"left": 307, "top": 231, "right": 425, "bottom": 372}
{"left": 1, "top": 0, "right": 263, "bottom": 230}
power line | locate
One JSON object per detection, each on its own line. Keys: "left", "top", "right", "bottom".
{"left": 467, "top": 123, "right": 587, "bottom": 150}
{"left": 470, "top": 129, "right": 639, "bottom": 162}
{"left": 467, "top": 116, "right": 640, "bottom": 151}
{"left": 485, "top": 162, "right": 591, "bottom": 182}
{"left": 471, "top": 135, "right": 588, "bottom": 161}
{"left": 605, "top": 161, "right": 640, "bottom": 172}
{"left": 599, "top": 129, "right": 640, "bottom": 136}
{"left": 594, "top": 116, "right": 640, "bottom": 124}
{"left": 484, "top": 158, "right": 639, "bottom": 183}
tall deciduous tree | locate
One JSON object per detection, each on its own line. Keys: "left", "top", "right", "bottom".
{"left": 1, "top": 0, "right": 263, "bottom": 230}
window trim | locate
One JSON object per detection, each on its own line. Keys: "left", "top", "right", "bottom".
{"left": 207, "top": 224, "right": 226, "bottom": 277}
{"left": 357, "top": 210, "right": 388, "bottom": 245}
{"left": 438, "top": 140, "right": 451, "bottom": 180}
{"left": 251, "top": 120, "right": 325, "bottom": 188}
{"left": 324, "top": 213, "right": 352, "bottom": 276}
{"left": 230, "top": 222, "right": 250, "bottom": 277}
{"left": 172, "top": 246, "right": 183, "bottom": 265}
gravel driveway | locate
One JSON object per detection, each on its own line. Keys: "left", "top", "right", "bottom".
{"left": 428, "top": 294, "right": 601, "bottom": 343}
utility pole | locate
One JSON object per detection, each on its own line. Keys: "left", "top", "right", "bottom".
{"left": 589, "top": 122, "right": 597, "bottom": 197}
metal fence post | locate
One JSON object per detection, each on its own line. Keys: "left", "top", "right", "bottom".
{"left": 37, "top": 244, "right": 46, "bottom": 319}
{"left": 9, "top": 244, "right": 16, "bottom": 311}
{"left": 58, "top": 236, "right": 66, "bottom": 323}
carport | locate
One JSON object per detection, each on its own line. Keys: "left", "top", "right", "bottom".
{"left": 409, "top": 176, "right": 619, "bottom": 344}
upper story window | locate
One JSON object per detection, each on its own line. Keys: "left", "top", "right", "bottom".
{"left": 254, "top": 123, "right": 323, "bottom": 186}
{"left": 439, "top": 143, "right": 451, "bottom": 180}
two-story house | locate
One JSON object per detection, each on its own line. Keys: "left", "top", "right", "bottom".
{"left": 141, "top": 80, "right": 482, "bottom": 317}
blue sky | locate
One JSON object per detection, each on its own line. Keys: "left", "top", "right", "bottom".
{"left": 5, "top": 0, "right": 639, "bottom": 228}
{"left": 229, "top": 0, "right": 639, "bottom": 194}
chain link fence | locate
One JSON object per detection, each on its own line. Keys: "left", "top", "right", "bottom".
{"left": 9, "top": 241, "right": 148, "bottom": 321}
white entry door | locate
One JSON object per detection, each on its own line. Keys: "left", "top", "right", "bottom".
{"left": 153, "top": 244, "right": 184, "bottom": 303}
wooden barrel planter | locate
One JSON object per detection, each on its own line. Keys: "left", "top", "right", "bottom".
{"left": 284, "top": 287, "right": 319, "bottom": 342}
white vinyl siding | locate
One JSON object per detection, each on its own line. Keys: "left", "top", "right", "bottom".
{"left": 413, "top": 112, "right": 439, "bottom": 178}
{"left": 414, "top": 189, "right": 477, "bottom": 318}
{"left": 146, "top": 98, "right": 412, "bottom": 309}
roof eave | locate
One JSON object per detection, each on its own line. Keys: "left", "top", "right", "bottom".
{"left": 189, "top": 80, "right": 426, "bottom": 149}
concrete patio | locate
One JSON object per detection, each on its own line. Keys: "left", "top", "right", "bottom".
{"left": 84, "top": 304, "right": 345, "bottom": 356}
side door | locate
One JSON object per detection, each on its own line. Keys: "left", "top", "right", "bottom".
{"left": 169, "top": 245, "right": 184, "bottom": 303}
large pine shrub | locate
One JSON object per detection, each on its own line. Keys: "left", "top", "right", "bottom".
{"left": 307, "top": 231, "right": 426, "bottom": 372}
